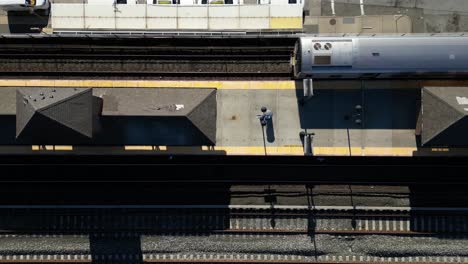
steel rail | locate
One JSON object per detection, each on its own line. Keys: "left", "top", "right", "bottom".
{"left": 0, "top": 253, "right": 463, "bottom": 264}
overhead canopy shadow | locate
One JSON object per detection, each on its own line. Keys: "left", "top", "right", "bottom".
{"left": 295, "top": 85, "right": 420, "bottom": 130}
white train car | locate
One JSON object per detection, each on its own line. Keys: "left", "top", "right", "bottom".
{"left": 294, "top": 35, "right": 468, "bottom": 79}
{"left": 51, "top": 0, "right": 304, "bottom": 31}
{"left": 86, "top": 0, "right": 302, "bottom": 5}
{"left": 0, "top": 0, "right": 50, "bottom": 12}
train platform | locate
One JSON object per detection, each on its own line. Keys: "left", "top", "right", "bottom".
{"left": 2, "top": 79, "right": 468, "bottom": 157}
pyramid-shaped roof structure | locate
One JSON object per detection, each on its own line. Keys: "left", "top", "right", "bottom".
{"left": 100, "top": 88, "right": 217, "bottom": 145}
{"left": 16, "top": 88, "right": 93, "bottom": 143}
{"left": 422, "top": 87, "right": 468, "bottom": 147}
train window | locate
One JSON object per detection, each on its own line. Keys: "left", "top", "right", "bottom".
{"left": 372, "top": 53, "right": 380, "bottom": 57}
{"left": 314, "top": 56, "right": 331, "bottom": 65}
{"left": 289, "top": 0, "right": 297, "bottom": 3}
{"left": 117, "top": 0, "right": 127, "bottom": 3}
{"left": 225, "top": 0, "right": 233, "bottom": 4}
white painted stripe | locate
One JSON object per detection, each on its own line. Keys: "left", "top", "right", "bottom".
{"left": 360, "top": 0, "right": 365, "bottom": 15}
{"left": 331, "top": 0, "right": 335, "bottom": 16}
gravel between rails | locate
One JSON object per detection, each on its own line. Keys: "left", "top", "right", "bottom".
{"left": 141, "top": 234, "right": 468, "bottom": 257}
{"left": 0, "top": 234, "right": 467, "bottom": 258}
{"left": 0, "top": 236, "right": 89, "bottom": 255}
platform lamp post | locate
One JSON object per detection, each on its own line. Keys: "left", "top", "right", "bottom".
{"left": 300, "top": 130, "right": 315, "bottom": 156}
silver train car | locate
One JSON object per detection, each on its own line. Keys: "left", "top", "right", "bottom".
{"left": 294, "top": 35, "right": 468, "bottom": 79}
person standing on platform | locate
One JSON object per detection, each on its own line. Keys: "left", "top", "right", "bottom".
{"left": 258, "top": 106, "right": 273, "bottom": 126}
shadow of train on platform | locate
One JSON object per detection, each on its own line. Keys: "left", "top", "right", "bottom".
{"left": 294, "top": 80, "right": 420, "bottom": 155}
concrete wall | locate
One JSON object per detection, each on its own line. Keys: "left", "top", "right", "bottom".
{"left": 51, "top": 3, "right": 303, "bottom": 30}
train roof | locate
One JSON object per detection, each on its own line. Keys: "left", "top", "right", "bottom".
{"left": 297, "top": 33, "right": 468, "bottom": 39}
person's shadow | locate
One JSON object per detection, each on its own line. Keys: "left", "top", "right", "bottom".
{"left": 266, "top": 119, "right": 275, "bottom": 143}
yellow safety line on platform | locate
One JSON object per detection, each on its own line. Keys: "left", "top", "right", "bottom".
{"left": 25, "top": 145, "right": 416, "bottom": 155}
{"left": 0, "top": 80, "right": 297, "bottom": 90}
{"left": 122, "top": 146, "right": 417, "bottom": 156}
{"left": 431, "top": 148, "right": 450, "bottom": 152}
{"left": 215, "top": 146, "right": 305, "bottom": 155}
{"left": 362, "top": 147, "right": 417, "bottom": 157}
{"left": 123, "top": 146, "right": 304, "bottom": 155}
{"left": 32, "top": 145, "right": 73, "bottom": 151}
{"left": 4, "top": 79, "right": 468, "bottom": 90}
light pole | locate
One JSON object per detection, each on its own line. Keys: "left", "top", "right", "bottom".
{"left": 300, "top": 130, "right": 315, "bottom": 156}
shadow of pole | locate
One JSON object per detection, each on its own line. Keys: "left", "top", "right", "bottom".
{"left": 306, "top": 185, "right": 319, "bottom": 260}
{"left": 349, "top": 185, "right": 357, "bottom": 230}
{"left": 261, "top": 124, "right": 267, "bottom": 156}
{"left": 266, "top": 185, "right": 277, "bottom": 229}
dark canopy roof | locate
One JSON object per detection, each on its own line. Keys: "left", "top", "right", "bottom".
{"left": 422, "top": 87, "right": 468, "bottom": 147}
{"left": 16, "top": 88, "right": 93, "bottom": 143}
{"left": 97, "top": 88, "right": 217, "bottom": 145}
{"left": 10, "top": 87, "right": 217, "bottom": 146}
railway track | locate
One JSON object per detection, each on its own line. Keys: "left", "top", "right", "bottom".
{"left": 0, "top": 44, "right": 294, "bottom": 79}
{"left": 0, "top": 233, "right": 466, "bottom": 264}
{"left": 0, "top": 207, "right": 466, "bottom": 263}
{"left": 0, "top": 59, "right": 291, "bottom": 77}
{"left": 0, "top": 254, "right": 465, "bottom": 263}
{"left": 0, "top": 207, "right": 467, "bottom": 234}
